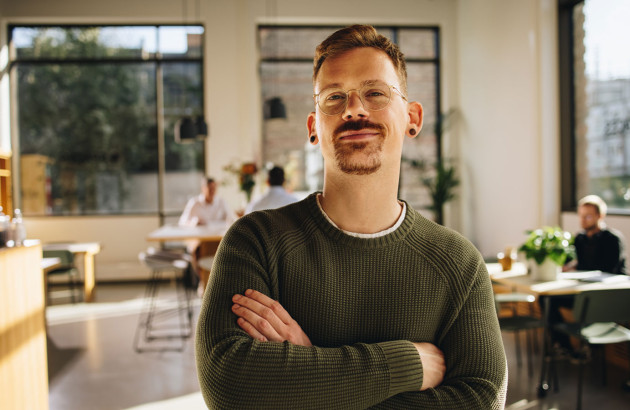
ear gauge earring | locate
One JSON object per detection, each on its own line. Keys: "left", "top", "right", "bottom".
{"left": 409, "top": 128, "right": 417, "bottom": 136}
{"left": 310, "top": 135, "right": 316, "bottom": 143}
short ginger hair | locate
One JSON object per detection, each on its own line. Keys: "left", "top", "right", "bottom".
{"left": 313, "top": 25, "right": 408, "bottom": 97}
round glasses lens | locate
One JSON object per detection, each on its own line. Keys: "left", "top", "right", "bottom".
{"left": 360, "top": 83, "right": 391, "bottom": 111}
{"left": 319, "top": 89, "right": 347, "bottom": 115}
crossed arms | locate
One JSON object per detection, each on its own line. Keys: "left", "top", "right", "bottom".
{"left": 232, "top": 289, "right": 446, "bottom": 390}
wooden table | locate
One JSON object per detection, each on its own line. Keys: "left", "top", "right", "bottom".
{"left": 487, "top": 262, "right": 630, "bottom": 397}
{"left": 43, "top": 242, "right": 101, "bottom": 302}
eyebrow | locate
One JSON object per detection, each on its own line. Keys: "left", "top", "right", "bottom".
{"left": 318, "top": 79, "right": 383, "bottom": 92}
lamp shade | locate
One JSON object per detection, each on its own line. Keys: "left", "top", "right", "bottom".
{"left": 175, "top": 116, "right": 208, "bottom": 143}
{"left": 264, "top": 97, "right": 287, "bottom": 119}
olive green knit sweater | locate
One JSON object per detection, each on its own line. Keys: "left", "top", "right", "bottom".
{"left": 196, "top": 193, "right": 507, "bottom": 409}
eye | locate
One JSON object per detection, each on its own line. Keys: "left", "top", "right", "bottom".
{"left": 363, "top": 88, "right": 387, "bottom": 98}
{"left": 325, "top": 92, "right": 346, "bottom": 102}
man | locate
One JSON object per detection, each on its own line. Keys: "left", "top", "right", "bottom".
{"left": 179, "top": 177, "right": 235, "bottom": 228}
{"left": 179, "top": 177, "right": 235, "bottom": 294}
{"left": 566, "top": 194, "right": 626, "bottom": 274}
{"left": 196, "top": 25, "right": 506, "bottom": 409}
{"left": 245, "top": 165, "right": 299, "bottom": 214}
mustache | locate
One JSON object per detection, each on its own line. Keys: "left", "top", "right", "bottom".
{"left": 333, "top": 120, "right": 385, "bottom": 137}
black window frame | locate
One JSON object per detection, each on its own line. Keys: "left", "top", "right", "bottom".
{"left": 8, "top": 23, "right": 206, "bottom": 221}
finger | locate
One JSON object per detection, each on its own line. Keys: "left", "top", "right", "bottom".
{"left": 244, "top": 289, "right": 294, "bottom": 324}
{"left": 233, "top": 292, "right": 291, "bottom": 330}
{"left": 232, "top": 303, "right": 283, "bottom": 341}
{"left": 236, "top": 317, "right": 268, "bottom": 342}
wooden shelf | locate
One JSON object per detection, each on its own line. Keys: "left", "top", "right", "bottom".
{"left": 0, "top": 152, "right": 12, "bottom": 216}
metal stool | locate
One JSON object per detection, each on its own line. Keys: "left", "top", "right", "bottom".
{"left": 133, "top": 248, "right": 193, "bottom": 352}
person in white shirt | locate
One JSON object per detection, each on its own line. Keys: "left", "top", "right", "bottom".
{"left": 179, "top": 177, "right": 235, "bottom": 227}
{"left": 245, "top": 166, "right": 299, "bottom": 214}
{"left": 179, "top": 177, "right": 236, "bottom": 295}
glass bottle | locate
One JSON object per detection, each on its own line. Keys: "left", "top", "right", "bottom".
{"left": 12, "top": 208, "right": 26, "bottom": 247}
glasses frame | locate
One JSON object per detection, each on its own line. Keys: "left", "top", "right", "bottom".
{"left": 313, "top": 82, "right": 408, "bottom": 116}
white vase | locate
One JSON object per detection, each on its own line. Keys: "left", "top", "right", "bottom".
{"left": 530, "top": 258, "right": 560, "bottom": 281}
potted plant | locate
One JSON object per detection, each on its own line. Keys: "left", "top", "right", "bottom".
{"left": 518, "top": 226, "right": 576, "bottom": 281}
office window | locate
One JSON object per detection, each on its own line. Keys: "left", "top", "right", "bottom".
{"left": 10, "top": 25, "right": 205, "bottom": 216}
{"left": 258, "top": 26, "right": 440, "bottom": 213}
{"left": 561, "top": 0, "right": 630, "bottom": 212}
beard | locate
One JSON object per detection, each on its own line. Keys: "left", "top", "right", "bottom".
{"left": 333, "top": 120, "right": 386, "bottom": 175}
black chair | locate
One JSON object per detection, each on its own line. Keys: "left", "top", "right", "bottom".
{"left": 43, "top": 249, "right": 81, "bottom": 304}
{"left": 133, "top": 247, "right": 194, "bottom": 352}
{"left": 552, "top": 288, "right": 630, "bottom": 410}
{"left": 495, "top": 292, "right": 544, "bottom": 377}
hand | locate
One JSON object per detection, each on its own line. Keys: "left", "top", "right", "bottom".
{"left": 412, "top": 342, "right": 445, "bottom": 390}
{"left": 232, "top": 289, "right": 312, "bottom": 346}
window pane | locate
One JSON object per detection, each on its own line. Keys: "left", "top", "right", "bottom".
{"left": 13, "top": 26, "right": 158, "bottom": 59}
{"left": 13, "top": 25, "right": 204, "bottom": 60}
{"left": 158, "top": 26, "right": 204, "bottom": 58}
{"left": 162, "top": 62, "right": 205, "bottom": 214}
{"left": 12, "top": 24, "right": 205, "bottom": 217}
{"left": 398, "top": 28, "right": 436, "bottom": 59}
{"left": 261, "top": 61, "right": 317, "bottom": 191}
{"left": 574, "top": 0, "right": 630, "bottom": 211}
{"left": 17, "top": 63, "right": 158, "bottom": 215}
{"left": 259, "top": 27, "right": 342, "bottom": 60}
{"left": 401, "top": 62, "right": 438, "bottom": 210}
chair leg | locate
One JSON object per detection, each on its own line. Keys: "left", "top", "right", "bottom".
{"left": 600, "top": 345, "right": 607, "bottom": 386}
{"left": 514, "top": 330, "right": 523, "bottom": 368}
{"left": 526, "top": 329, "right": 534, "bottom": 377}
{"left": 134, "top": 267, "right": 192, "bottom": 353}
{"left": 577, "top": 341, "right": 586, "bottom": 410}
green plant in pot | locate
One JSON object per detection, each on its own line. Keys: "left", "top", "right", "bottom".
{"left": 518, "top": 226, "right": 576, "bottom": 281}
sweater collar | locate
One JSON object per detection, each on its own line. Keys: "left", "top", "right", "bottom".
{"left": 305, "top": 192, "right": 415, "bottom": 247}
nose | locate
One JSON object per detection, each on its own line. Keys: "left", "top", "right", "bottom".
{"left": 342, "top": 90, "right": 369, "bottom": 120}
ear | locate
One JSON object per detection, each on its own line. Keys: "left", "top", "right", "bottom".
{"left": 406, "top": 101, "right": 423, "bottom": 139}
{"left": 306, "top": 112, "right": 318, "bottom": 144}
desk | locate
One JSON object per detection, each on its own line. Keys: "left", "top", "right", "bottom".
{"left": 146, "top": 223, "right": 227, "bottom": 243}
{"left": 43, "top": 242, "right": 101, "bottom": 302}
{"left": 42, "top": 257, "right": 61, "bottom": 272}
{"left": 488, "top": 262, "right": 630, "bottom": 296}
{"left": 487, "top": 262, "right": 630, "bottom": 396}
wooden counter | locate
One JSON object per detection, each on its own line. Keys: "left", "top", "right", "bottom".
{"left": 0, "top": 243, "right": 49, "bottom": 410}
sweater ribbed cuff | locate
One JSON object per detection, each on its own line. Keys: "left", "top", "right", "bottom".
{"left": 378, "top": 340, "right": 423, "bottom": 395}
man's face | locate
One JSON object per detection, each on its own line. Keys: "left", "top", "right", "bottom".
{"left": 578, "top": 204, "right": 601, "bottom": 231}
{"left": 307, "top": 47, "right": 418, "bottom": 176}
{"left": 203, "top": 181, "right": 217, "bottom": 202}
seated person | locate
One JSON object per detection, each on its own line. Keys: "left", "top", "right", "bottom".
{"left": 179, "top": 177, "right": 235, "bottom": 228}
{"left": 564, "top": 194, "right": 626, "bottom": 274}
{"left": 244, "top": 165, "right": 299, "bottom": 214}
{"left": 549, "top": 195, "right": 627, "bottom": 356}
{"left": 179, "top": 177, "right": 236, "bottom": 294}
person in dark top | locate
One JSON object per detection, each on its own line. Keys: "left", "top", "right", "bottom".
{"left": 567, "top": 195, "right": 626, "bottom": 274}
{"left": 548, "top": 195, "right": 627, "bottom": 357}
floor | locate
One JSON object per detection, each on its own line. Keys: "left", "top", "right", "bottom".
{"left": 46, "top": 283, "right": 630, "bottom": 410}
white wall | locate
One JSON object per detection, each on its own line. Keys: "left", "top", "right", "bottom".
{"left": 456, "top": 0, "right": 559, "bottom": 257}
{"left": 0, "top": 0, "right": 567, "bottom": 279}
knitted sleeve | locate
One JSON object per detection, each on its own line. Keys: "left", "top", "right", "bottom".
{"left": 373, "top": 252, "right": 507, "bottom": 409}
{"left": 195, "top": 218, "right": 423, "bottom": 409}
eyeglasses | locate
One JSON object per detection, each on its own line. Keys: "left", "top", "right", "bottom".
{"left": 314, "top": 81, "right": 407, "bottom": 116}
